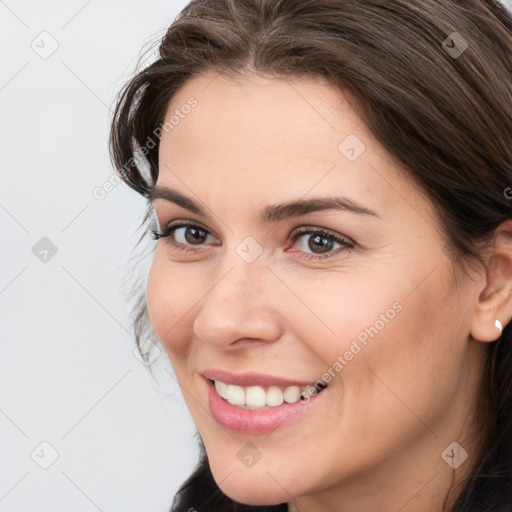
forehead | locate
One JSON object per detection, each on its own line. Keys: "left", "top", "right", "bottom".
{"left": 162, "top": 72, "right": 361, "bottom": 163}
{"left": 157, "top": 72, "right": 428, "bottom": 220}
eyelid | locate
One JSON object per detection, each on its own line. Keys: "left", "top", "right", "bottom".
{"left": 158, "top": 219, "right": 218, "bottom": 238}
{"left": 152, "top": 219, "right": 355, "bottom": 261}
{"left": 152, "top": 219, "right": 221, "bottom": 247}
{"left": 154, "top": 221, "right": 351, "bottom": 244}
{"left": 287, "top": 226, "right": 355, "bottom": 260}
{"left": 290, "top": 225, "right": 354, "bottom": 244}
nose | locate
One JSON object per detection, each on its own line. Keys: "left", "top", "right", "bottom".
{"left": 192, "top": 258, "right": 284, "bottom": 349}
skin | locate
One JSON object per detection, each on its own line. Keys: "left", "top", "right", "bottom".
{"left": 145, "top": 71, "right": 512, "bottom": 512}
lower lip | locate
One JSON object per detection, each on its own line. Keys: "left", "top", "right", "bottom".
{"left": 206, "top": 379, "right": 326, "bottom": 435}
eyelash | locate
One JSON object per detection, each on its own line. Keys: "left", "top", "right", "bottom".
{"left": 151, "top": 220, "right": 355, "bottom": 261}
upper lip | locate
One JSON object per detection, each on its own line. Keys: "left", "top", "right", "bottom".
{"left": 201, "top": 369, "right": 316, "bottom": 387}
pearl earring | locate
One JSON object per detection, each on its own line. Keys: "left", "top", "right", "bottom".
{"left": 495, "top": 319, "right": 503, "bottom": 333}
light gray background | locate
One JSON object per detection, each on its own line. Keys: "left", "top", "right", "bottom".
{"left": 0, "top": 1, "right": 199, "bottom": 511}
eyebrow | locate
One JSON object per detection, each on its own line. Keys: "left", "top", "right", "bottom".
{"left": 149, "top": 185, "right": 381, "bottom": 222}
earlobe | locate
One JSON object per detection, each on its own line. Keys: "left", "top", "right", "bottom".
{"left": 470, "top": 312, "right": 506, "bottom": 343}
{"left": 469, "top": 221, "right": 512, "bottom": 343}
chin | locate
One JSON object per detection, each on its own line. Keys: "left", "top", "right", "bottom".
{"left": 208, "top": 455, "right": 293, "bottom": 506}
{"left": 217, "top": 479, "right": 288, "bottom": 507}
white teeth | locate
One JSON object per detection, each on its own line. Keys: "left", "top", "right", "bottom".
{"left": 283, "top": 385, "right": 301, "bottom": 404}
{"left": 214, "top": 380, "right": 228, "bottom": 399}
{"left": 226, "top": 384, "right": 245, "bottom": 406}
{"left": 267, "top": 386, "right": 284, "bottom": 407}
{"left": 245, "top": 386, "right": 267, "bottom": 408}
{"left": 214, "top": 380, "right": 324, "bottom": 408}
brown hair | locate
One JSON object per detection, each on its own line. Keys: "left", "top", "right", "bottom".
{"left": 110, "top": 1, "right": 512, "bottom": 510}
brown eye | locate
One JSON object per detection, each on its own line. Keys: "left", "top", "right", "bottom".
{"left": 179, "top": 226, "right": 209, "bottom": 245}
{"left": 151, "top": 221, "right": 219, "bottom": 250}
{"left": 289, "top": 228, "right": 355, "bottom": 260}
{"left": 305, "top": 233, "right": 335, "bottom": 254}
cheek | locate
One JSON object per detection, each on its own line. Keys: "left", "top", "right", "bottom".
{"left": 286, "top": 271, "right": 405, "bottom": 366}
{"left": 145, "top": 255, "right": 196, "bottom": 356}
{"left": 303, "top": 261, "right": 461, "bottom": 403}
{"left": 334, "top": 270, "right": 465, "bottom": 433}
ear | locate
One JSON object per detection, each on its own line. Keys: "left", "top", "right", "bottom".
{"left": 470, "top": 220, "right": 512, "bottom": 342}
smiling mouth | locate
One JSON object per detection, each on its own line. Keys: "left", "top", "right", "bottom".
{"left": 211, "top": 379, "right": 328, "bottom": 410}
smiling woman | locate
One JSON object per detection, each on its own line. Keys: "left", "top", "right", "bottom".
{"left": 109, "top": 1, "right": 512, "bottom": 511}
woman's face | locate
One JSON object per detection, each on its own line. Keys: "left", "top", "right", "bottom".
{"left": 146, "top": 72, "right": 487, "bottom": 509}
